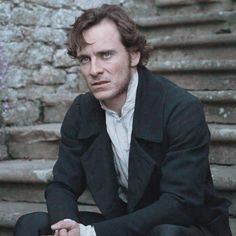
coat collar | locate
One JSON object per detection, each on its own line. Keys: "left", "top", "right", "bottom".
{"left": 78, "top": 66, "right": 165, "bottom": 143}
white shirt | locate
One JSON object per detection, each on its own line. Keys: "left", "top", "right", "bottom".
{"left": 80, "top": 71, "right": 139, "bottom": 236}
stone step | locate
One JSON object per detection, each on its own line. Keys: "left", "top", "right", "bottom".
{"left": 3, "top": 122, "right": 236, "bottom": 163}
{"left": 191, "top": 90, "right": 236, "bottom": 124}
{"left": 40, "top": 89, "right": 236, "bottom": 124}
{"left": 0, "top": 160, "right": 236, "bottom": 212}
{"left": 6, "top": 123, "right": 61, "bottom": 159}
{"left": 209, "top": 124, "right": 236, "bottom": 165}
{"left": 0, "top": 201, "right": 99, "bottom": 236}
{"left": 149, "top": 60, "right": 236, "bottom": 72}
{"left": 0, "top": 200, "right": 234, "bottom": 236}
{"left": 154, "top": 0, "right": 236, "bottom": 16}
{"left": 0, "top": 159, "right": 95, "bottom": 205}
{"left": 149, "top": 33, "right": 236, "bottom": 61}
{"left": 148, "top": 60, "right": 236, "bottom": 90}
{"left": 153, "top": 71, "right": 236, "bottom": 91}
{"left": 136, "top": 11, "right": 236, "bottom": 37}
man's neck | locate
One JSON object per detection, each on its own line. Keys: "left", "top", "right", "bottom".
{"left": 103, "top": 95, "right": 127, "bottom": 117}
{"left": 102, "top": 69, "right": 138, "bottom": 116}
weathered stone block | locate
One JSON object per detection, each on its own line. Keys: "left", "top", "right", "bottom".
{"left": 25, "top": 0, "right": 75, "bottom": 9}
{"left": 2, "top": 100, "right": 40, "bottom": 126}
{"left": 6, "top": 123, "right": 59, "bottom": 159}
{"left": 6, "top": 124, "right": 60, "bottom": 142}
{"left": 0, "top": 2, "right": 13, "bottom": 25}
{"left": 5, "top": 66, "right": 31, "bottom": 89}
{"left": 0, "top": 145, "right": 8, "bottom": 160}
{"left": 42, "top": 94, "right": 75, "bottom": 123}
{"left": 9, "top": 141, "right": 58, "bottom": 159}
{"left": 3, "top": 42, "right": 31, "bottom": 64}
{"left": 210, "top": 143, "right": 236, "bottom": 165}
{"left": 32, "top": 66, "right": 66, "bottom": 85}
{"left": 51, "top": 9, "right": 80, "bottom": 29}
{"left": 53, "top": 48, "right": 78, "bottom": 67}
{"left": 24, "top": 44, "right": 54, "bottom": 68}
{"left": 154, "top": 72, "right": 236, "bottom": 90}
{"left": 0, "top": 26, "right": 23, "bottom": 42}
{"left": 11, "top": 7, "right": 52, "bottom": 26}
{"left": 32, "top": 27, "right": 67, "bottom": 45}
{"left": 211, "top": 165, "right": 236, "bottom": 191}
{"left": 204, "top": 105, "right": 236, "bottom": 124}
{"left": 56, "top": 73, "right": 80, "bottom": 94}
{"left": 17, "top": 86, "right": 56, "bottom": 100}
{"left": 0, "top": 183, "right": 95, "bottom": 204}
{"left": 0, "top": 183, "right": 46, "bottom": 203}
{"left": 75, "top": 0, "right": 125, "bottom": 10}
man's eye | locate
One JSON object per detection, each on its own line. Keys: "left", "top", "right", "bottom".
{"left": 79, "top": 57, "right": 90, "bottom": 65}
{"left": 102, "top": 51, "right": 112, "bottom": 59}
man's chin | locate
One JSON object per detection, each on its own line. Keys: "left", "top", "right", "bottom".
{"left": 92, "top": 92, "right": 112, "bottom": 101}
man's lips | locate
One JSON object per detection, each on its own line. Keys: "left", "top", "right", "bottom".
{"left": 92, "top": 81, "right": 110, "bottom": 86}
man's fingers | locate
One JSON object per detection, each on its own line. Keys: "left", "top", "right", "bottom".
{"left": 51, "top": 219, "right": 76, "bottom": 231}
{"left": 58, "top": 228, "right": 68, "bottom": 236}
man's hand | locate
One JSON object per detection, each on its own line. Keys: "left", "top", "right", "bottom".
{"left": 51, "top": 219, "right": 80, "bottom": 236}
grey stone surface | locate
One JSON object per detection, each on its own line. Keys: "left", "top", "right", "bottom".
{"left": 24, "top": 0, "right": 76, "bottom": 9}
{"left": 51, "top": 9, "right": 81, "bottom": 29}
{"left": 154, "top": 0, "right": 234, "bottom": 16}
{"left": 32, "top": 27, "right": 68, "bottom": 45}
{"left": 11, "top": 6, "right": 52, "bottom": 26}
{"left": 56, "top": 73, "right": 80, "bottom": 94}
{"left": 157, "top": 72, "right": 236, "bottom": 90}
{"left": 0, "top": 159, "right": 95, "bottom": 203}
{"left": 53, "top": 48, "right": 78, "bottom": 67}
{"left": 5, "top": 124, "right": 59, "bottom": 159}
{"left": 0, "top": 2, "right": 13, "bottom": 25}
{"left": 9, "top": 141, "right": 59, "bottom": 159}
{"left": 3, "top": 42, "right": 31, "bottom": 64}
{"left": 137, "top": 11, "right": 235, "bottom": 37}
{"left": 0, "top": 26, "right": 23, "bottom": 42}
{"left": 5, "top": 66, "right": 31, "bottom": 89}
{"left": 23, "top": 43, "right": 54, "bottom": 68}
{"left": 0, "top": 145, "right": 8, "bottom": 161}
{"left": 211, "top": 165, "right": 236, "bottom": 191}
{"left": 16, "top": 86, "right": 56, "bottom": 101}
{"left": 0, "top": 159, "right": 55, "bottom": 183}
{"left": 32, "top": 65, "right": 66, "bottom": 85}
{"left": 209, "top": 124, "right": 236, "bottom": 142}
{"left": 0, "top": 183, "right": 47, "bottom": 203}
{"left": 42, "top": 94, "right": 76, "bottom": 123}
{"left": 2, "top": 100, "right": 40, "bottom": 126}
{"left": 6, "top": 123, "right": 61, "bottom": 142}
{"left": 204, "top": 105, "right": 236, "bottom": 124}
{"left": 149, "top": 60, "right": 236, "bottom": 72}
{"left": 210, "top": 143, "right": 236, "bottom": 165}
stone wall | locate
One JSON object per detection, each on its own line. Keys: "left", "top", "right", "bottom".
{"left": 0, "top": 0, "right": 156, "bottom": 127}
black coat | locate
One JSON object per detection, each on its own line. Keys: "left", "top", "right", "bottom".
{"left": 45, "top": 66, "right": 231, "bottom": 236}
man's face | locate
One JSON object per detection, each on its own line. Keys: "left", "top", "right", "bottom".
{"left": 77, "top": 19, "right": 140, "bottom": 106}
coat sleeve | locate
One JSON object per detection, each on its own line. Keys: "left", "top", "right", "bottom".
{"left": 94, "top": 97, "right": 211, "bottom": 236}
{"left": 45, "top": 96, "right": 87, "bottom": 224}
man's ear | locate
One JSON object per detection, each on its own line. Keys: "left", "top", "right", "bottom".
{"left": 130, "top": 51, "right": 141, "bottom": 67}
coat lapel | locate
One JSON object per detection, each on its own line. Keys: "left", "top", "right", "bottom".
{"left": 127, "top": 66, "right": 166, "bottom": 212}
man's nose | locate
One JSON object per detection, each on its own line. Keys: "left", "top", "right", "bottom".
{"left": 89, "top": 59, "right": 103, "bottom": 77}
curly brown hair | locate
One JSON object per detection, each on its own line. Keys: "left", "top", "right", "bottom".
{"left": 68, "top": 4, "right": 151, "bottom": 66}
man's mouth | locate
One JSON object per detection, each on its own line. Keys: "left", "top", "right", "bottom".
{"left": 92, "top": 81, "right": 110, "bottom": 86}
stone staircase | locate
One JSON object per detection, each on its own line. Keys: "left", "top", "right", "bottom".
{"left": 1, "top": 0, "right": 236, "bottom": 235}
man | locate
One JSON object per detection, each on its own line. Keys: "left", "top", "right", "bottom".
{"left": 14, "top": 4, "right": 232, "bottom": 236}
